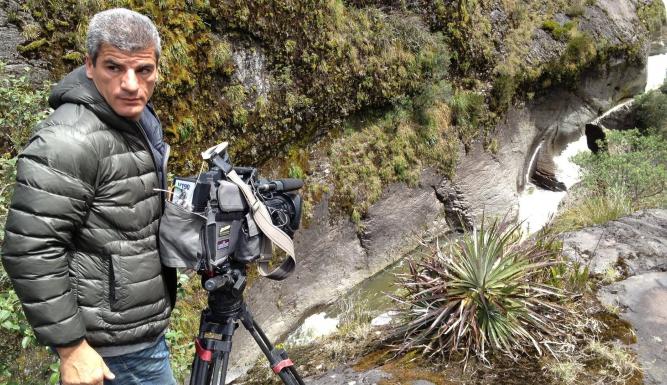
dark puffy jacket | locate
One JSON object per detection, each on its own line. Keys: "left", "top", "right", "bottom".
{"left": 1, "top": 67, "right": 173, "bottom": 347}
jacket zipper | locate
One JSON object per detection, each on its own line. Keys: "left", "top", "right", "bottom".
{"left": 133, "top": 120, "right": 165, "bottom": 269}
{"left": 133, "top": 120, "right": 164, "bottom": 215}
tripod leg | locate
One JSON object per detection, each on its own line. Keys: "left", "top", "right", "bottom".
{"left": 190, "top": 312, "right": 236, "bottom": 385}
{"left": 239, "top": 305, "right": 306, "bottom": 385}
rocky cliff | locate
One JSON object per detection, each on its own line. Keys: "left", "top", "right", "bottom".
{"left": 231, "top": 0, "right": 653, "bottom": 378}
{"left": 0, "top": 0, "right": 658, "bottom": 382}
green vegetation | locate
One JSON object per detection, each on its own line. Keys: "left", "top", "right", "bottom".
{"left": 388, "top": 218, "right": 577, "bottom": 362}
{"left": 14, "top": 0, "right": 647, "bottom": 221}
{"left": 330, "top": 98, "right": 459, "bottom": 224}
{"left": 554, "top": 129, "right": 667, "bottom": 231}
{"left": 165, "top": 273, "right": 206, "bottom": 383}
{"left": 0, "top": 66, "right": 57, "bottom": 385}
{"left": 638, "top": 0, "right": 667, "bottom": 36}
{"left": 0, "top": 67, "right": 51, "bottom": 154}
{"left": 545, "top": 340, "right": 640, "bottom": 385}
{"left": 542, "top": 20, "right": 578, "bottom": 42}
{"left": 0, "top": 0, "right": 659, "bottom": 382}
{"left": 552, "top": 81, "right": 667, "bottom": 231}
{"left": 634, "top": 83, "right": 667, "bottom": 138}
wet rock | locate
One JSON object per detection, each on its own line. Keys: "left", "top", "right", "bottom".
{"left": 451, "top": 139, "right": 519, "bottom": 224}
{"left": 598, "top": 272, "right": 667, "bottom": 385}
{"left": 561, "top": 209, "right": 667, "bottom": 276}
{"left": 454, "top": 89, "right": 599, "bottom": 224}
{"left": 434, "top": 179, "right": 474, "bottom": 231}
{"left": 231, "top": 41, "right": 271, "bottom": 108}
{"left": 361, "top": 168, "right": 447, "bottom": 262}
{"left": 584, "top": 123, "right": 605, "bottom": 153}
{"left": 531, "top": 169, "right": 567, "bottom": 192}
{"left": 304, "top": 366, "right": 393, "bottom": 385}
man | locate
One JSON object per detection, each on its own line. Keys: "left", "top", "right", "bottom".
{"left": 1, "top": 8, "right": 177, "bottom": 385}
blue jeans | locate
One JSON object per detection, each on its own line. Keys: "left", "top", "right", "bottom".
{"left": 103, "top": 337, "right": 177, "bottom": 385}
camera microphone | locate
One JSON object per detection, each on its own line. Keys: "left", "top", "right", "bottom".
{"left": 256, "top": 178, "right": 303, "bottom": 192}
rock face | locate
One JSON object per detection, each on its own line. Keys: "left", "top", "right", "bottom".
{"left": 305, "top": 366, "right": 393, "bottom": 385}
{"left": 563, "top": 209, "right": 667, "bottom": 385}
{"left": 451, "top": 88, "right": 600, "bottom": 221}
{"left": 598, "top": 273, "right": 667, "bottom": 385}
{"left": 449, "top": 0, "right": 649, "bottom": 220}
{"left": 0, "top": 1, "right": 49, "bottom": 82}
{"left": 562, "top": 209, "right": 667, "bottom": 276}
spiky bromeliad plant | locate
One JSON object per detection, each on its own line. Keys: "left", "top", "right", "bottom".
{"left": 389, "top": 218, "right": 574, "bottom": 363}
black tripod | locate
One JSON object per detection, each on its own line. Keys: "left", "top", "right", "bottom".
{"left": 188, "top": 262, "right": 305, "bottom": 385}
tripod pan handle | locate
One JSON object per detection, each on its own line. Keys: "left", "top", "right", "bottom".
{"left": 204, "top": 275, "right": 232, "bottom": 292}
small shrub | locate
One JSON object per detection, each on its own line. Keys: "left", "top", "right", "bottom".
{"left": 565, "top": 0, "right": 587, "bottom": 17}
{"left": 387, "top": 217, "right": 576, "bottom": 363}
{"left": 542, "top": 19, "right": 560, "bottom": 33}
{"left": 575, "top": 130, "right": 667, "bottom": 204}
{"left": 288, "top": 164, "right": 306, "bottom": 180}
{"left": 0, "top": 65, "right": 52, "bottom": 154}
{"left": 166, "top": 272, "right": 207, "bottom": 383}
{"left": 634, "top": 86, "right": 667, "bottom": 138}
{"left": 638, "top": 0, "right": 667, "bottom": 36}
{"left": 450, "top": 89, "right": 486, "bottom": 146}
{"left": 554, "top": 129, "right": 667, "bottom": 231}
{"left": 547, "top": 359, "right": 585, "bottom": 385}
{"left": 0, "top": 66, "right": 54, "bottom": 384}
{"left": 552, "top": 187, "right": 633, "bottom": 232}
{"left": 491, "top": 73, "right": 518, "bottom": 111}
{"left": 545, "top": 340, "right": 641, "bottom": 385}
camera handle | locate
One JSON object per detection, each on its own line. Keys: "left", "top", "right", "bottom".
{"left": 189, "top": 303, "right": 305, "bottom": 385}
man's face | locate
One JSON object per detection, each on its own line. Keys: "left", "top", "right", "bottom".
{"left": 85, "top": 44, "right": 158, "bottom": 121}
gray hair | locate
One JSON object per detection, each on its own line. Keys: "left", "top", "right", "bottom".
{"left": 87, "top": 8, "right": 161, "bottom": 64}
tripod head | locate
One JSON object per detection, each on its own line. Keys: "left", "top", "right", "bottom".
{"left": 201, "top": 259, "right": 248, "bottom": 319}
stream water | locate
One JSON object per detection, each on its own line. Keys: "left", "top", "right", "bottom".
{"left": 518, "top": 4, "right": 667, "bottom": 234}
{"left": 288, "top": 5, "right": 667, "bottom": 345}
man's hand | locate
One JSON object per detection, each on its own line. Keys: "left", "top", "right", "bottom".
{"left": 56, "top": 339, "right": 115, "bottom": 385}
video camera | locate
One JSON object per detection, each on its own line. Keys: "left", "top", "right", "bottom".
{"left": 160, "top": 141, "right": 303, "bottom": 281}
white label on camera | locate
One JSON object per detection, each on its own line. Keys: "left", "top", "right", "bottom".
{"left": 173, "top": 178, "right": 196, "bottom": 205}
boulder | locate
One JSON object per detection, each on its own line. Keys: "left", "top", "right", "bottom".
{"left": 561, "top": 209, "right": 667, "bottom": 276}
{"left": 598, "top": 272, "right": 667, "bottom": 385}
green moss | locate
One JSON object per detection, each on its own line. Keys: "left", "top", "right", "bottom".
{"left": 62, "top": 51, "right": 84, "bottom": 63}
{"left": 207, "top": 37, "right": 233, "bottom": 73}
{"left": 638, "top": 0, "right": 666, "bottom": 36}
{"left": 542, "top": 19, "right": 560, "bottom": 32}
{"left": 330, "top": 100, "right": 457, "bottom": 222}
{"left": 17, "top": 38, "right": 47, "bottom": 53}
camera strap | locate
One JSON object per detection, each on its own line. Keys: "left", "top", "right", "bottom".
{"left": 225, "top": 169, "right": 296, "bottom": 280}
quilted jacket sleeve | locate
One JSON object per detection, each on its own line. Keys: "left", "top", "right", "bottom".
{"left": 1, "top": 125, "right": 97, "bottom": 346}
